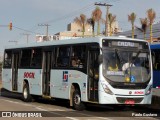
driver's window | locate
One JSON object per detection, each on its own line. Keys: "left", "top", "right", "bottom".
{"left": 105, "top": 51, "right": 120, "bottom": 71}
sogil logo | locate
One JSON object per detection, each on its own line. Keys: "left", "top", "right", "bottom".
{"left": 24, "top": 72, "right": 35, "bottom": 79}
{"left": 63, "top": 71, "right": 68, "bottom": 82}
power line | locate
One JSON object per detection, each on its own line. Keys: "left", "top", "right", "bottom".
{"left": 13, "top": 26, "right": 41, "bottom": 34}
{"left": 40, "top": 0, "right": 117, "bottom": 24}
{"left": 8, "top": 0, "right": 121, "bottom": 42}
{"left": 27, "top": 0, "right": 121, "bottom": 34}
{"left": 8, "top": 40, "right": 18, "bottom": 45}
{"left": 41, "top": 4, "right": 95, "bottom": 24}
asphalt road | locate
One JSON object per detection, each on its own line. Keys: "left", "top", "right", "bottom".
{"left": 0, "top": 88, "right": 160, "bottom": 120}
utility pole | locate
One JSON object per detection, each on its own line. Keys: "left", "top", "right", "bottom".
{"left": 95, "top": 3, "right": 112, "bottom": 36}
{"left": 38, "top": 24, "right": 50, "bottom": 41}
{"left": 22, "top": 33, "right": 30, "bottom": 43}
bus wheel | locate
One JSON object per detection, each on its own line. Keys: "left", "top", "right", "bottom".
{"left": 22, "top": 83, "right": 32, "bottom": 102}
{"left": 72, "top": 89, "right": 85, "bottom": 111}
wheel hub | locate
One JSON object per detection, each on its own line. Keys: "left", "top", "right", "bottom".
{"left": 74, "top": 94, "right": 81, "bottom": 105}
{"left": 23, "top": 88, "right": 28, "bottom": 99}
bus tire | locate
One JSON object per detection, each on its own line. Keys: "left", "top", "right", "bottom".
{"left": 72, "top": 89, "right": 85, "bottom": 111}
{"left": 22, "top": 83, "right": 32, "bottom": 102}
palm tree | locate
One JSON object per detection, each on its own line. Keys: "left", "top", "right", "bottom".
{"left": 87, "top": 17, "right": 95, "bottom": 36}
{"left": 147, "top": 8, "right": 156, "bottom": 43}
{"left": 128, "top": 12, "right": 136, "bottom": 38}
{"left": 74, "top": 14, "right": 87, "bottom": 37}
{"left": 108, "top": 13, "right": 116, "bottom": 36}
{"left": 92, "top": 7, "right": 102, "bottom": 35}
{"left": 140, "top": 18, "right": 148, "bottom": 40}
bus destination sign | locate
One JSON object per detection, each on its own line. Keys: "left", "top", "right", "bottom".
{"left": 102, "top": 39, "right": 142, "bottom": 48}
{"left": 112, "top": 41, "right": 139, "bottom": 47}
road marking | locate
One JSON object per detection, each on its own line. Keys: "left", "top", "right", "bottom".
{"left": 33, "top": 105, "right": 80, "bottom": 120}
{"left": 3, "top": 99, "right": 32, "bottom": 107}
{"left": 69, "top": 112, "right": 93, "bottom": 117}
{"left": 96, "top": 117, "right": 113, "bottom": 120}
{"left": 50, "top": 108, "right": 65, "bottom": 111}
{"left": 47, "top": 107, "right": 113, "bottom": 119}
{"left": 35, "top": 106, "right": 66, "bottom": 117}
{"left": 1, "top": 98, "right": 112, "bottom": 120}
{"left": 66, "top": 117, "right": 79, "bottom": 120}
{"left": 35, "top": 106, "right": 48, "bottom": 111}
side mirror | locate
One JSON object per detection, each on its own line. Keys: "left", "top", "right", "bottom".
{"left": 98, "top": 55, "right": 103, "bottom": 64}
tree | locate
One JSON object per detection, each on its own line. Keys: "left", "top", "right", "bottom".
{"left": 140, "top": 18, "right": 148, "bottom": 40}
{"left": 92, "top": 7, "right": 102, "bottom": 35}
{"left": 108, "top": 13, "right": 116, "bottom": 36}
{"left": 74, "top": 14, "right": 87, "bottom": 37}
{"left": 87, "top": 17, "right": 95, "bottom": 36}
{"left": 128, "top": 12, "right": 136, "bottom": 38}
{"left": 147, "top": 8, "right": 156, "bottom": 43}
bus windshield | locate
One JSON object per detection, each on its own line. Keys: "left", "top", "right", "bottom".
{"left": 102, "top": 49, "right": 151, "bottom": 83}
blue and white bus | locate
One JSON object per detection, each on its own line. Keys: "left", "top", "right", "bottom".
{"left": 2, "top": 36, "right": 152, "bottom": 110}
{"left": 150, "top": 43, "right": 160, "bottom": 89}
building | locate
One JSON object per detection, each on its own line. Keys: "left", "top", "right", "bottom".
{"left": 36, "top": 22, "right": 93, "bottom": 42}
{"left": 35, "top": 34, "right": 80, "bottom": 42}
{"left": 55, "top": 22, "right": 93, "bottom": 38}
{"left": 116, "top": 22, "right": 160, "bottom": 42}
{"left": 36, "top": 21, "right": 122, "bottom": 42}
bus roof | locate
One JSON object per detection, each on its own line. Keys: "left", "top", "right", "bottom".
{"left": 4, "top": 36, "right": 148, "bottom": 50}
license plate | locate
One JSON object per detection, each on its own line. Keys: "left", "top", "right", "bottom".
{"left": 125, "top": 100, "right": 135, "bottom": 104}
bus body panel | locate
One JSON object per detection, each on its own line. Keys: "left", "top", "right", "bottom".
{"left": 50, "top": 70, "right": 88, "bottom": 101}
{"left": 98, "top": 92, "right": 152, "bottom": 104}
{"left": 150, "top": 43, "right": 160, "bottom": 88}
{"left": 2, "top": 69, "right": 12, "bottom": 91}
{"left": 98, "top": 80, "right": 152, "bottom": 104}
{"left": 153, "top": 71, "right": 160, "bottom": 88}
{"left": 18, "top": 69, "right": 42, "bottom": 95}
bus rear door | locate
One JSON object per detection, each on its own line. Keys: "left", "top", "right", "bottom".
{"left": 42, "top": 51, "right": 53, "bottom": 96}
{"left": 87, "top": 45, "right": 99, "bottom": 102}
{"left": 12, "top": 51, "right": 19, "bottom": 91}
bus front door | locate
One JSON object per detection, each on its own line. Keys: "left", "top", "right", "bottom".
{"left": 88, "top": 48, "right": 99, "bottom": 102}
{"left": 12, "top": 52, "right": 19, "bottom": 91}
{"left": 42, "top": 51, "right": 52, "bottom": 96}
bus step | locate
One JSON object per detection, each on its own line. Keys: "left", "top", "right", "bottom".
{"left": 87, "top": 101, "right": 99, "bottom": 104}
{"left": 42, "top": 95, "right": 52, "bottom": 99}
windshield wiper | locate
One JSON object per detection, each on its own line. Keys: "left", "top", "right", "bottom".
{"left": 115, "top": 49, "right": 123, "bottom": 68}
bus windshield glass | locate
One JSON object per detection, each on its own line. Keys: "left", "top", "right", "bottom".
{"left": 102, "top": 40, "right": 151, "bottom": 83}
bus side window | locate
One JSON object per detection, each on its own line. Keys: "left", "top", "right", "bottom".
{"left": 4, "top": 50, "right": 12, "bottom": 68}
{"left": 57, "top": 46, "right": 70, "bottom": 67}
{"left": 71, "top": 45, "right": 86, "bottom": 68}
{"left": 20, "top": 49, "right": 32, "bottom": 68}
{"left": 152, "top": 50, "right": 160, "bottom": 70}
{"left": 31, "top": 49, "right": 42, "bottom": 68}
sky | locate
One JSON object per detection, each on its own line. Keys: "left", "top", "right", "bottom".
{"left": 0, "top": 0, "right": 160, "bottom": 53}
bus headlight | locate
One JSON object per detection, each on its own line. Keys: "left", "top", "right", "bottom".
{"left": 101, "top": 83, "right": 113, "bottom": 95}
{"left": 145, "top": 85, "right": 152, "bottom": 95}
